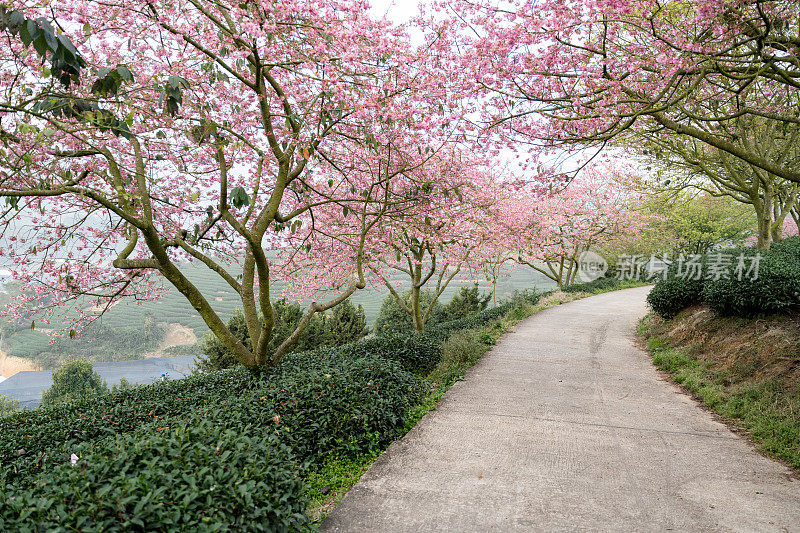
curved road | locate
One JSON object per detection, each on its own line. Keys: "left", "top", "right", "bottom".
{"left": 322, "top": 287, "right": 800, "bottom": 532}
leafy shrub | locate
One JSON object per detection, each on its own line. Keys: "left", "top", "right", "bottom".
{"left": 439, "top": 284, "right": 490, "bottom": 322}
{"left": 196, "top": 299, "right": 369, "bottom": 372}
{"left": 339, "top": 333, "right": 442, "bottom": 373}
{"left": 423, "top": 290, "right": 544, "bottom": 342}
{"left": 702, "top": 238, "right": 800, "bottom": 317}
{"left": 373, "top": 289, "right": 446, "bottom": 335}
{"left": 0, "top": 350, "right": 425, "bottom": 483}
{"left": 0, "top": 395, "right": 19, "bottom": 418}
{"left": 265, "top": 350, "right": 427, "bottom": 460}
{"left": 1, "top": 368, "right": 258, "bottom": 483}
{"left": 0, "top": 420, "right": 309, "bottom": 532}
{"left": 41, "top": 358, "right": 108, "bottom": 407}
{"left": 441, "top": 329, "right": 488, "bottom": 366}
{"left": 195, "top": 309, "right": 251, "bottom": 371}
{"left": 647, "top": 276, "right": 705, "bottom": 319}
{"left": 110, "top": 377, "right": 135, "bottom": 393}
{"left": 503, "top": 288, "right": 545, "bottom": 308}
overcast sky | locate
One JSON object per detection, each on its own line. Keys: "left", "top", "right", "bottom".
{"left": 369, "top": 0, "right": 422, "bottom": 25}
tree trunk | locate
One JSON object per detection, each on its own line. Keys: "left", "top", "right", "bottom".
{"left": 411, "top": 284, "right": 424, "bottom": 332}
{"left": 757, "top": 190, "right": 774, "bottom": 250}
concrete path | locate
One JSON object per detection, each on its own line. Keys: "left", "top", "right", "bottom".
{"left": 322, "top": 287, "right": 800, "bottom": 532}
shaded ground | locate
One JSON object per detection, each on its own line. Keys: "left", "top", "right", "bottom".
{"left": 322, "top": 287, "right": 800, "bottom": 532}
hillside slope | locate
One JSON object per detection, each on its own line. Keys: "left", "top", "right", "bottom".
{"left": 640, "top": 306, "right": 800, "bottom": 469}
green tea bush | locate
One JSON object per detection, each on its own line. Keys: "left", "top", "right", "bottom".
{"left": 702, "top": 238, "right": 800, "bottom": 317}
{"left": 0, "top": 350, "right": 425, "bottom": 483}
{"left": 0, "top": 420, "right": 309, "bottom": 532}
{"left": 339, "top": 333, "right": 442, "bottom": 373}
{"left": 647, "top": 276, "right": 705, "bottom": 319}
{"left": 648, "top": 238, "right": 800, "bottom": 318}
{"left": 41, "top": 358, "right": 108, "bottom": 407}
{"left": 0, "top": 394, "right": 19, "bottom": 418}
{"left": 264, "top": 350, "right": 426, "bottom": 459}
{"left": 0, "top": 368, "right": 257, "bottom": 483}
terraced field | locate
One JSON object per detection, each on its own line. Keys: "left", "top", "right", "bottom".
{"left": 0, "top": 262, "right": 555, "bottom": 367}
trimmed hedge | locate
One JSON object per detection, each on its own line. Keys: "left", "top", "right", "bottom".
{"left": 647, "top": 237, "right": 800, "bottom": 319}
{"left": 0, "top": 350, "right": 425, "bottom": 484}
{"left": 702, "top": 239, "right": 800, "bottom": 317}
{"left": 0, "top": 420, "right": 309, "bottom": 532}
{"left": 646, "top": 276, "right": 704, "bottom": 319}
{"left": 339, "top": 333, "right": 442, "bottom": 373}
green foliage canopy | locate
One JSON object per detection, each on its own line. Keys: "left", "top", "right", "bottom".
{"left": 40, "top": 359, "right": 107, "bottom": 407}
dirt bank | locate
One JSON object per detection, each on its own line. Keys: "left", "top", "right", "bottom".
{"left": 145, "top": 323, "right": 197, "bottom": 358}
{"left": 655, "top": 305, "right": 800, "bottom": 389}
{"left": 0, "top": 348, "right": 40, "bottom": 378}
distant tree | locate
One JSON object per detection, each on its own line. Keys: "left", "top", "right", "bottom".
{"left": 602, "top": 191, "right": 757, "bottom": 262}
{"left": 197, "top": 299, "right": 367, "bottom": 372}
{"left": 324, "top": 300, "right": 369, "bottom": 347}
{"left": 0, "top": 394, "right": 20, "bottom": 417}
{"left": 41, "top": 359, "right": 107, "bottom": 407}
{"left": 440, "top": 284, "right": 491, "bottom": 323}
{"left": 373, "top": 290, "right": 446, "bottom": 336}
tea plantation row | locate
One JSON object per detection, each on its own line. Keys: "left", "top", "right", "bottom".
{"left": 0, "top": 292, "right": 546, "bottom": 531}
{"left": 647, "top": 237, "right": 800, "bottom": 319}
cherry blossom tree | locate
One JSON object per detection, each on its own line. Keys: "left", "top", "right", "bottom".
{"left": 0, "top": 0, "right": 458, "bottom": 368}
{"left": 446, "top": 0, "right": 800, "bottom": 184}
{"left": 282, "top": 148, "right": 505, "bottom": 333}
{"left": 505, "top": 162, "right": 641, "bottom": 289}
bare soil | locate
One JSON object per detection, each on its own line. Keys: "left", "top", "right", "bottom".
{"left": 652, "top": 305, "right": 800, "bottom": 391}
{"left": 144, "top": 323, "right": 197, "bottom": 358}
{"left": 0, "top": 347, "right": 40, "bottom": 378}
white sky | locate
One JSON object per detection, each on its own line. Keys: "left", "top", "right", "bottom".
{"left": 369, "top": 0, "right": 422, "bottom": 24}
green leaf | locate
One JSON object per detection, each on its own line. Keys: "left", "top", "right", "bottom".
{"left": 116, "top": 65, "right": 133, "bottom": 82}
{"left": 229, "top": 187, "right": 250, "bottom": 209}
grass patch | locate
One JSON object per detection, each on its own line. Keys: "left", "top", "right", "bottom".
{"left": 640, "top": 313, "right": 800, "bottom": 470}
{"left": 304, "top": 451, "right": 380, "bottom": 526}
